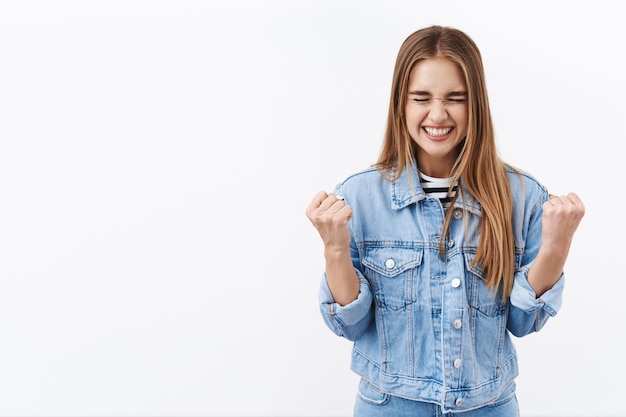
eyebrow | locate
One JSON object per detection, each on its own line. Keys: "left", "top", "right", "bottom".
{"left": 408, "top": 90, "right": 468, "bottom": 96}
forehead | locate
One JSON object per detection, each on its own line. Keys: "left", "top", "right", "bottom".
{"left": 408, "top": 57, "right": 466, "bottom": 92}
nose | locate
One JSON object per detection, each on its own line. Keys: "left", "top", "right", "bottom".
{"left": 428, "top": 100, "right": 449, "bottom": 122}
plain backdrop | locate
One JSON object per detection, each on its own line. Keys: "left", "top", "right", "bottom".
{"left": 0, "top": 0, "right": 623, "bottom": 416}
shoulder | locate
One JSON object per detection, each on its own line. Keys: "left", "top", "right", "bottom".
{"left": 336, "top": 166, "right": 385, "bottom": 189}
{"left": 505, "top": 165, "right": 550, "bottom": 207}
{"left": 332, "top": 166, "right": 393, "bottom": 204}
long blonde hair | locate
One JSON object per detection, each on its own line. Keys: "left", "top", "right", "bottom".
{"left": 374, "top": 25, "right": 516, "bottom": 299}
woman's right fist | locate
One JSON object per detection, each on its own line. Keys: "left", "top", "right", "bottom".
{"left": 305, "top": 190, "right": 353, "bottom": 249}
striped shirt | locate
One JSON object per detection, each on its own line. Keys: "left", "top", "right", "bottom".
{"left": 418, "top": 171, "right": 458, "bottom": 210}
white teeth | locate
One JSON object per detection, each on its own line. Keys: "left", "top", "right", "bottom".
{"left": 424, "top": 127, "right": 452, "bottom": 136}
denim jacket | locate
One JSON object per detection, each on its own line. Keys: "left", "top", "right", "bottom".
{"left": 318, "top": 163, "right": 563, "bottom": 413}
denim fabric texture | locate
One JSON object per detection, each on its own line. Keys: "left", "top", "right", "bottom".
{"left": 319, "top": 163, "right": 562, "bottom": 413}
{"left": 354, "top": 377, "right": 519, "bottom": 416}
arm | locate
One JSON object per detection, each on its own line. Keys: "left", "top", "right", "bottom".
{"left": 307, "top": 190, "right": 373, "bottom": 341}
{"left": 526, "top": 192, "right": 585, "bottom": 297}
{"left": 306, "top": 190, "right": 359, "bottom": 305}
{"left": 508, "top": 191, "right": 585, "bottom": 336}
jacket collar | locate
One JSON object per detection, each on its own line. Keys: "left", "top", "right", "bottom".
{"left": 389, "top": 164, "right": 482, "bottom": 216}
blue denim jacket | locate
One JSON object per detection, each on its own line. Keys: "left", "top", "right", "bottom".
{"left": 318, "top": 163, "right": 563, "bottom": 413}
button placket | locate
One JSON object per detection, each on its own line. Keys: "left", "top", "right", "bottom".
{"left": 447, "top": 272, "right": 463, "bottom": 394}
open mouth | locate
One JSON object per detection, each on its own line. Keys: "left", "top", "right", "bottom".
{"left": 423, "top": 127, "right": 453, "bottom": 137}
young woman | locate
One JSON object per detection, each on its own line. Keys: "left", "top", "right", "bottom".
{"left": 305, "top": 25, "right": 585, "bottom": 416}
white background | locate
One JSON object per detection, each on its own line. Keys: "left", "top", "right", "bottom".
{"left": 0, "top": 1, "right": 622, "bottom": 416}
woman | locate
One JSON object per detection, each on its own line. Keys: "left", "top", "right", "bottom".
{"left": 305, "top": 25, "right": 584, "bottom": 416}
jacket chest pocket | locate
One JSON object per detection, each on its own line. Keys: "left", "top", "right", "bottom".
{"left": 464, "top": 253, "right": 506, "bottom": 317}
{"left": 362, "top": 247, "right": 424, "bottom": 311}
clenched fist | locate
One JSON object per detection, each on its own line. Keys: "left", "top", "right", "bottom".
{"left": 305, "top": 190, "right": 353, "bottom": 251}
{"left": 542, "top": 192, "right": 585, "bottom": 250}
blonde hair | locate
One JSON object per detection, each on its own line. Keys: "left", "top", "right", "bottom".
{"left": 374, "top": 25, "right": 516, "bottom": 299}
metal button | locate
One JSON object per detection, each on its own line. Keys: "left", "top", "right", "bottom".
{"left": 453, "top": 319, "right": 462, "bottom": 329}
{"left": 454, "top": 358, "right": 462, "bottom": 368}
{"left": 385, "top": 258, "right": 395, "bottom": 269}
{"left": 451, "top": 278, "right": 461, "bottom": 288}
{"left": 455, "top": 397, "right": 463, "bottom": 406}
{"left": 447, "top": 239, "right": 454, "bottom": 248}
{"left": 453, "top": 209, "right": 462, "bottom": 219}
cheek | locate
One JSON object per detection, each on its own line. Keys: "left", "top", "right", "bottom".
{"left": 405, "top": 115, "right": 422, "bottom": 137}
{"left": 454, "top": 111, "right": 469, "bottom": 134}
{"left": 460, "top": 118, "right": 469, "bottom": 135}
{"left": 405, "top": 107, "right": 424, "bottom": 127}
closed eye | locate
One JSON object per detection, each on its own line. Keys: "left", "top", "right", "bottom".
{"left": 408, "top": 91, "right": 467, "bottom": 104}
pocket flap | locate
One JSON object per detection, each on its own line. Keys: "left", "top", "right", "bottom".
{"left": 363, "top": 246, "right": 423, "bottom": 277}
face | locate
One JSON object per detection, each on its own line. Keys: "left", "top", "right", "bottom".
{"left": 405, "top": 57, "right": 469, "bottom": 178}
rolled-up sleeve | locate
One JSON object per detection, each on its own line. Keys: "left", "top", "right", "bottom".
{"left": 508, "top": 268, "right": 564, "bottom": 337}
{"left": 318, "top": 270, "right": 373, "bottom": 341}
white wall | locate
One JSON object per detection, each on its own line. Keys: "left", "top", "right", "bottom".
{"left": 0, "top": 1, "right": 622, "bottom": 416}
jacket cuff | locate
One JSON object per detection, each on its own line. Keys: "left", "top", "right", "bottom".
{"left": 510, "top": 269, "right": 564, "bottom": 317}
{"left": 318, "top": 271, "right": 372, "bottom": 326}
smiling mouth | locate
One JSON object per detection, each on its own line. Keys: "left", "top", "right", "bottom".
{"left": 423, "top": 127, "right": 453, "bottom": 137}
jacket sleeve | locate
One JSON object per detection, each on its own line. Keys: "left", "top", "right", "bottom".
{"left": 507, "top": 179, "right": 564, "bottom": 337}
{"left": 507, "top": 268, "right": 564, "bottom": 337}
{"left": 318, "top": 269, "right": 373, "bottom": 341}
